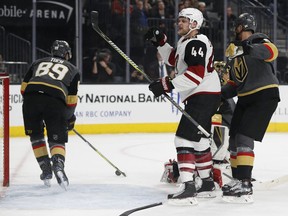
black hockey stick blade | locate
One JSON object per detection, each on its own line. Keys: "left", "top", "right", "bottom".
{"left": 115, "top": 169, "right": 127, "bottom": 177}
{"left": 91, "top": 11, "right": 99, "bottom": 31}
{"left": 119, "top": 202, "right": 163, "bottom": 216}
{"left": 73, "top": 129, "right": 126, "bottom": 177}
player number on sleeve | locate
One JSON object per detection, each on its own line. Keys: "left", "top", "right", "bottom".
{"left": 191, "top": 46, "right": 204, "bottom": 57}
{"left": 35, "top": 62, "right": 69, "bottom": 80}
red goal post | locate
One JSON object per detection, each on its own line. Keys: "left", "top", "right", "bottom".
{"left": 0, "top": 73, "right": 9, "bottom": 187}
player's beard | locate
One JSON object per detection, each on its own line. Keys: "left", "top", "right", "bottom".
{"left": 235, "top": 32, "right": 242, "bottom": 41}
{"left": 234, "top": 26, "right": 243, "bottom": 41}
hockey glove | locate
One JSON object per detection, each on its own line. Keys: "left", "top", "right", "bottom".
{"left": 67, "top": 114, "right": 76, "bottom": 131}
{"left": 225, "top": 43, "right": 244, "bottom": 59}
{"left": 149, "top": 76, "right": 174, "bottom": 97}
{"left": 144, "top": 27, "right": 167, "bottom": 47}
{"left": 160, "top": 159, "right": 179, "bottom": 183}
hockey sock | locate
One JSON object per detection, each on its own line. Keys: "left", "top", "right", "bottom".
{"left": 230, "top": 151, "right": 238, "bottom": 178}
{"left": 236, "top": 147, "right": 254, "bottom": 180}
{"left": 50, "top": 142, "right": 66, "bottom": 159}
{"left": 195, "top": 148, "right": 213, "bottom": 179}
{"left": 31, "top": 137, "right": 49, "bottom": 165}
{"left": 177, "top": 148, "right": 196, "bottom": 182}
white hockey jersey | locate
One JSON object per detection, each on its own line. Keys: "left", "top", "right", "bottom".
{"left": 158, "top": 34, "right": 221, "bottom": 102}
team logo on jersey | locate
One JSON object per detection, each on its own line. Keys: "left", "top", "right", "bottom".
{"left": 233, "top": 57, "right": 248, "bottom": 82}
{"left": 53, "top": 134, "right": 59, "bottom": 140}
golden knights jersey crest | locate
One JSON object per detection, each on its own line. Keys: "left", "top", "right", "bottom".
{"left": 233, "top": 57, "right": 248, "bottom": 82}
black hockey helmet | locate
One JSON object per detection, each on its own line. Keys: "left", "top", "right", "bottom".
{"left": 51, "top": 40, "right": 72, "bottom": 60}
{"left": 234, "top": 13, "right": 257, "bottom": 33}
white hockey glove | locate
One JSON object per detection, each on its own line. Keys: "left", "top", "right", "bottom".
{"left": 225, "top": 43, "right": 244, "bottom": 59}
{"left": 160, "top": 159, "right": 179, "bottom": 183}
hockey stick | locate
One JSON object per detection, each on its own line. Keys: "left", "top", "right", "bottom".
{"left": 119, "top": 202, "right": 163, "bottom": 216}
{"left": 222, "top": 173, "right": 288, "bottom": 190}
{"left": 73, "top": 129, "right": 126, "bottom": 177}
{"left": 253, "top": 175, "right": 288, "bottom": 190}
{"left": 90, "top": 11, "right": 211, "bottom": 138}
{"left": 119, "top": 175, "right": 288, "bottom": 216}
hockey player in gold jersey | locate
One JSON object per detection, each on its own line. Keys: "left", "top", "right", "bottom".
{"left": 21, "top": 40, "right": 80, "bottom": 190}
{"left": 221, "top": 13, "right": 280, "bottom": 203}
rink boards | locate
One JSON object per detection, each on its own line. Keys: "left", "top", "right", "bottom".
{"left": 9, "top": 84, "right": 288, "bottom": 136}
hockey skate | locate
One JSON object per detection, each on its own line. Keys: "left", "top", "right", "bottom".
{"left": 39, "top": 159, "right": 53, "bottom": 187}
{"left": 196, "top": 177, "right": 216, "bottom": 198}
{"left": 52, "top": 155, "right": 69, "bottom": 190}
{"left": 167, "top": 181, "right": 198, "bottom": 206}
{"left": 222, "top": 180, "right": 253, "bottom": 203}
{"left": 221, "top": 178, "right": 240, "bottom": 193}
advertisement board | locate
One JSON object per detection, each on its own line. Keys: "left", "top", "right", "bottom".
{"left": 8, "top": 85, "right": 288, "bottom": 136}
{"left": 0, "top": 0, "right": 74, "bottom": 26}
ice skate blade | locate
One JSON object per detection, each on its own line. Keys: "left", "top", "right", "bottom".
{"left": 56, "top": 171, "right": 69, "bottom": 191}
{"left": 167, "top": 197, "right": 198, "bottom": 206}
{"left": 42, "top": 179, "right": 51, "bottom": 187}
{"left": 60, "top": 181, "right": 69, "bottom": 191}
{"left": 197, "top": 191, "right": 216, "bottom": 198}
{"left": 222, "top": 195, "right": 254, "bottom": 204}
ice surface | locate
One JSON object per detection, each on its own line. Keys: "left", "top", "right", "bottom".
{"left": 0, "top": 132, "right": 287, "bottom": 216}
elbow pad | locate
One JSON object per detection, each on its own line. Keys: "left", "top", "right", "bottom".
{"left": 221, "top": 84, "right": 237, "bottom": 99}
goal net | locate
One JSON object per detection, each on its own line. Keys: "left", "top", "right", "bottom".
{"left": 0, "top": 74, "right": 9, "bottom": 187}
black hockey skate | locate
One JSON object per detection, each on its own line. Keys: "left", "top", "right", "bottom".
{"left": 39, "top": 159, "right": 53, "bottom": 187}
{"left": 222, "top": 178, "right": 240, "bottom": 193}
{"left": 196, "top": 177, "right": 216, "bottom": 198}
{"left": 167, "top": 181, "right": 198, "bottom": 205}
{"left": 52, "top": 155, "right": 69, "bottom": 190}
{"left": 222, "top": 179, "right": 253, "bottom": 203}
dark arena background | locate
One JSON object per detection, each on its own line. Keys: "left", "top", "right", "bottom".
{"left": 0, "top": 0, "right": 287, "bottom": 84}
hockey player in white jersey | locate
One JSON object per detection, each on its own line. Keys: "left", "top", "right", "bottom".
{"left": 145, "top": 8, "right": 221, "bottom": 205}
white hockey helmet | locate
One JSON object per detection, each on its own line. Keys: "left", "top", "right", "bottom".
{"left": 178, "top": 8, "right": 204, "bottom": 29}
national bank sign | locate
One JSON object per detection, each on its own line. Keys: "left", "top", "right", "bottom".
{"left": 0, "top": 0, "right": 74, "bottom": 25}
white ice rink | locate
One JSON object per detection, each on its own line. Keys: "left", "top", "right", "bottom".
{"left": 0, "top": 132, "right": 288, "bottom": 216}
